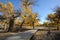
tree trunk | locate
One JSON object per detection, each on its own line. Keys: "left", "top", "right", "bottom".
{"left": 19, "top": 20, "right": 24, "bottom": 31}
{"left": 8, "top": 18, "right": 14, "bottom": 32}
{"left": 32, "top": 21, "right": 34, "bottom": 29}
{"left": 48, "top": 24, "right": 51, "bottom": 35}
{"left": 57, "top": 20, "right": 59, "bottom": 30}
{"left": 56, "top": 18, "right": 60, "bottom": 30}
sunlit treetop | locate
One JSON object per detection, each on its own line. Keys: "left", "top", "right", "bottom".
{"left": 7, "top": 2, "right": 14, "bottom": 12}
{"left": 0, "top": 2, "right": 14, "bottom": 18}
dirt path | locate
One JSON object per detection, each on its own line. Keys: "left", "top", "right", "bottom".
{"left": 0, "top": 30, "right": 37, "bottom": 40}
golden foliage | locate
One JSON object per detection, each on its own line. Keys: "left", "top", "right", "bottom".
{"left": 0, "top": 1, "right": 40, "bottom": 27}
{"left": 7, "top": 2, "right": 14, "bottom": 11}
{"left": 0, "top": 2, "right": 14, "bottom": 18}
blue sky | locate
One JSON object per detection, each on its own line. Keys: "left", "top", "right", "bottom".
{"left": 0, "top": 0, "right": 60, "bottom": 23}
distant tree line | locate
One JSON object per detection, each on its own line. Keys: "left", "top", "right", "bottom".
{"left": 43, "top": 7, "right": 60, "bottom": 30}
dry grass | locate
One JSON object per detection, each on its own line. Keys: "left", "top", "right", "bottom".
{"left": 32, "top": 30, "right": 60, "bottom": 40}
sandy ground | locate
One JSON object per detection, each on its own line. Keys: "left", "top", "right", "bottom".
{"left": 0, "top": 32, "right": 20, "bottom": 40}
{"left": 0, "top": 30, "right": 37, "bottom": 40}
